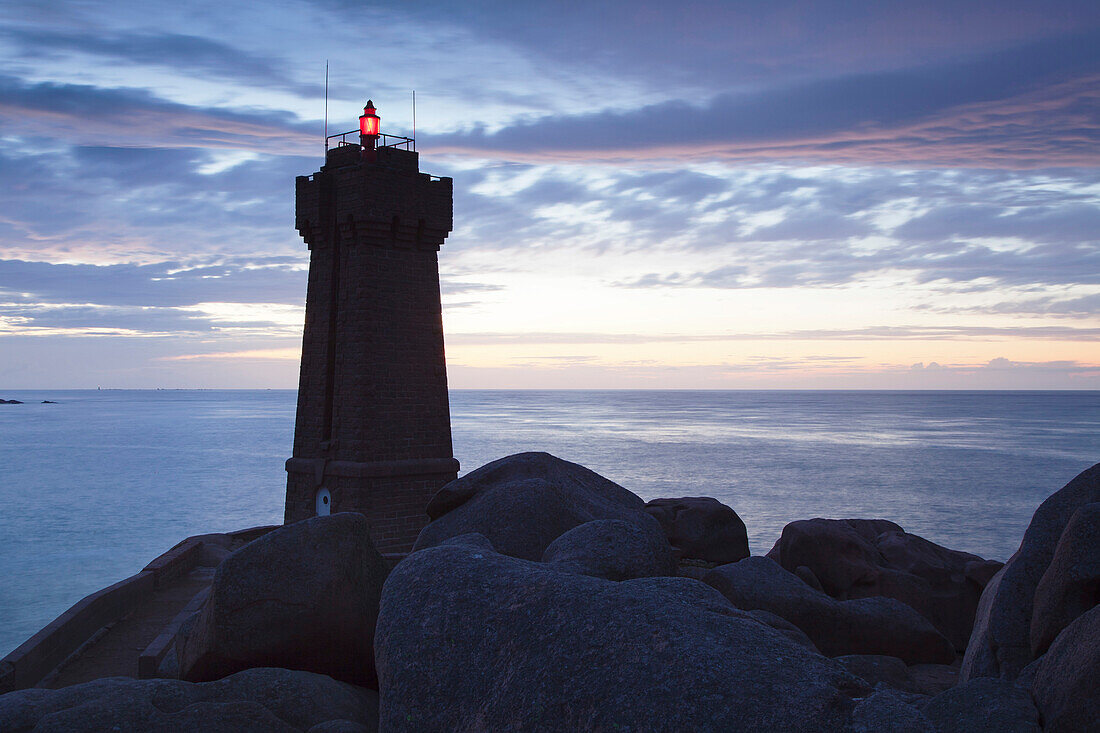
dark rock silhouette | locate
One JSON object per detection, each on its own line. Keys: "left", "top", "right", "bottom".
{"left": 0, "top": 399, "right": 23, "bottom": 404}
{"left": 414, "top": 452, "right": 661, "bottom": 561}
{"left": 921, "top": 678, "right": 1040, "bottom": 733}
{"left": 1029, "top": 603, "right": 1100, "bottom": 733}
{"left": 962, "top": 462, "right": 1100, "bottom": 681}
{"left": 0, "top": 667, "right": 378, "bottom": 732}
{"left": 740, "top": 607, "right": 820, "bottom": 650}
{"left": 795, "top": 564, "right": 826, "bottom": 592}
{"left": 836, "top": 654, "right": 918, "bottom": 695}
{"left": 675, "top": 561, "right": 712, "bottom": 580}
{"left": 703, "top": 557, "right": 956, "bottom": 664}
{"left": 643, "top": 496, "right": 749, "bottom": 564}
{"left": 177, "top": 513, "right": 388, "bottom": 688}
{"left": 1029, "top": 501, "right": 1100, "bottom": 656}
{"left": 3, "top": 454, "right": 1092, "bottom": 733}
{"left": 835, "top": 655, "right": 957, "bottom": 697}
{"left": 848, "top": 688, "right": 933, "bottom": 732}
{"left": 541, "top": 518, "right": 676, "bottom": 580}
{"left": 376, "top": 533, "right": 870, "bottom": 731}
{"left": 767, "top": 517, "right": 1002, "bottom": 650}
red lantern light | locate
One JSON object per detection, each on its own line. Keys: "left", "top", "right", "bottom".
{"left": 359, "top": 100, "right": 380, "bottom": 145}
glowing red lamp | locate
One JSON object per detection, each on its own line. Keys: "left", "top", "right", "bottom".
{"left": 359, "top": 100, "right": 380, "bottom": 148}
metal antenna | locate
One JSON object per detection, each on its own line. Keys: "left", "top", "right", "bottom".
{"left": 412, "top": 89, "right": 416, "bottom": 152}
{"left": 323, "top": 61, "right": 329, "bottom": 152}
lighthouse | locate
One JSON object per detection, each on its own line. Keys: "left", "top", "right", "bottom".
{"left": 284, "top": 101, "right": 458, "bottom": 554}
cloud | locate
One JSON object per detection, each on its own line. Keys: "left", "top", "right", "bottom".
{"left": 895, "top": 203, "right": 1100, "bottom": 244}
{"left": 910, "top": 356, "right": 1100, "bottom": 375}
{"left": 0, "top": 258, "right": 306, "bottom": 308}
{"left": 750, "top": 210, "right": 872, "bottom": 242}
{"left": 161, "top": 348, "right": 300, "bottom": 361}
{"left": 0, "top": 76, "right": 317, "bottom": 153}
{"left": 447, "top": 354, "right": 1100, "bottom": 390}
{"left": 619, "top": 237, "right": 1100, "bottom": 290}
{"left": 447, "top": 325, "right": 1100, "bottom": 345}
{"left": 440, "top": 279, "right": 504, "bottom": 295}
{"left": 926, "top": 293, "right": 1100, "bottom": 317}
{"left": 0, "top": 303, "right": 213, "bottom": 336}
{"left": 0, "top": 145, "right": 313, "bottom": 262}
{"left": 440, "top": 163, "right": 1098, "bottom": 298}
{"left": 3, "top": 2, "right": 1098, "bottom": 170}
{"left": 3, "top": 28, "right": 318, "bottom": 96}
{"left": 427, "top": 33, "right": 1100, "bottom": 167}
{"left": 0, "top": 300, "right": 303, "bottom": 338}
{"left": 342, "top": 0, "right": 1100, "bottom": 93}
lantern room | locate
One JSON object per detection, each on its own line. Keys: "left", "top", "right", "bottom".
{"left": 359, "top": 100, "right": 380, "bottom": 147}
{"left": 324, "top": 99, "right": 414, "bottom": 164}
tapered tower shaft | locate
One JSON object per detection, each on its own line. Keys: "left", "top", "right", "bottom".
{"left": 285, "top": 139, "right": 457, "bottom": 554}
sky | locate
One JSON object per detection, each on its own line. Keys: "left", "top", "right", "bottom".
{"left": 0, "top": 0, "right": 1098, "bottom": 389}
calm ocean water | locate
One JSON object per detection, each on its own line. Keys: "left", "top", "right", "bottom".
{"left": 0, "top": 389, "right": 1097, "bottom": 658}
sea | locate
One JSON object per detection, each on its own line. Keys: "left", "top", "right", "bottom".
{"left": 0, "top": 389, "right": 1097, "bottom": 658}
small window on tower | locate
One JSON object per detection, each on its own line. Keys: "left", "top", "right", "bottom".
{"left": 315, "top": 487, "right": 332, "bottom": 516}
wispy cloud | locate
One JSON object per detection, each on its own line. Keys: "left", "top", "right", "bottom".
{"left": 161, "top": 347, "right": 300, "bottom": 361}
{"left": 429, "top": 34, "right": 1100, "bottom": 167}
{"left": 448, "top": 325, "right": 1100, "bottom": 345}
{"left": 448, "top": 355, "right": 1100, "bottom": 389}
{"left": 3, "top": 28, "right": 318, "bottom": 96}
{"left": 908, "top": 356, "right": 1100, "bottom": 376}
{"left": 0, "top": 145, "right": 312, "bottom": 263}
{"left": 0, "top": 76, "right": 317, "bottom": 153}
{"left": 923, "top": 293, "right": 1100, "bottom": 318}
{"left": 0, "top": 258, "right": 306, "bottom": 307}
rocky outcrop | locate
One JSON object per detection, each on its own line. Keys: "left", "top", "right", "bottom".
{"left": 921, "top": 678, "right": 1040, "bottom": 732}
{"left": 10, "top": 453, "right": 1095, "bottom": 732}
{"left": 177, "top": 513, "right": 388, "bottom": 688}
{"left": 0, "top": 667, "right": 378, "bottom": 732}
{"left": 414, "top": 452, "right": 662, "bottom": 561}
{"left": 962, "top": 462, "right": 1100, "bottom": 681}
{"left": 836, "top": 656, "right": 915, "bottom": 696}
{"left": 848, "top": 688, "right": 934, "bottom": 732}
{"left": 767, "top": 518, "right": 1001, "bottom": 651}
{"left": 643, "top": 497, "right": 749, "bottom": 564}
{"left": 834, "top": 655, "right": 957, "bottom": 697}
{"left": 376, "top": 534, "right": 871, "bottom": 731}
{"left": 1029, "top": 603, "right": 1100, "bottom": 733}
{"left": 541, "top": 519, "right": 676, "bottom": 580}
{"left": 795, "top": 565, "right": 826, "bottom": 592}
{"left": 703, "top": 557, "right": 955, "bottom": 664}
{"left": 1029, "top": 501, "right": 1100, "bottom": 656}
{"left": 676, "top": 561, "right": 712, "bottom": 580}
{"left": 0, "top": 399, "right": 23, "bottom": 404}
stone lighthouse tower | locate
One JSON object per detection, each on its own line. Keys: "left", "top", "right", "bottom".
{"left": 284, "top": 101, "right": 458, "bottom": 553}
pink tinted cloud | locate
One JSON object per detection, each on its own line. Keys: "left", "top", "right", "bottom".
{"left": 430, "top": 75, "right": 1100, "bottom": 168}
{"left": 0, "top": 80, "right": 317, "bottom": 154}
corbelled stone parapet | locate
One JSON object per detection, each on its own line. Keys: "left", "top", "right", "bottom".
{"left": 295, "top": 149, "right": 452, "bottom": 252}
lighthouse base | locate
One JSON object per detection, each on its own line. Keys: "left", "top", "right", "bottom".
{"left": 284, "top": 457, "right": 459, "bottom": 553}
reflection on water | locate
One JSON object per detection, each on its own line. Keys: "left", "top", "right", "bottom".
{"left": 0, "top": 388, "right": 1097, "bottom": 659}
{"left": 449, "top": 391, "right": 1099, "bottom": 563}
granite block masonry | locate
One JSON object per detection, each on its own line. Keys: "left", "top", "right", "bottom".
{"left": 285, "top": 138, "right": 458, "bottom": 553}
